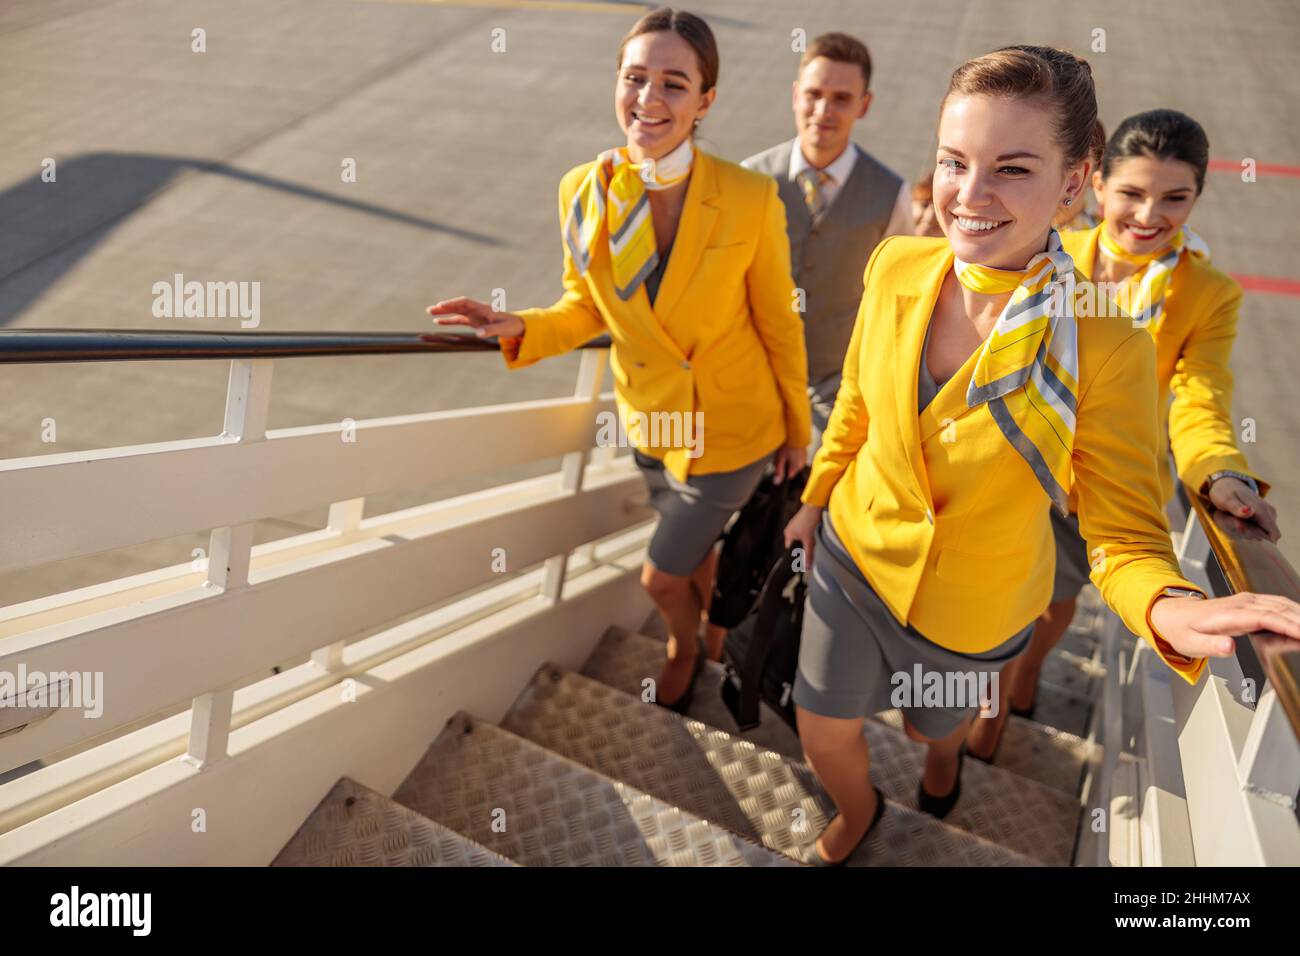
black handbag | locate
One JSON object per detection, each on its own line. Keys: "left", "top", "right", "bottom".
{"left": 720, "top": 546, "right": 808, "bottom": 732}
{"left": 708, "top": 465, "right": 808, "bottom": 629}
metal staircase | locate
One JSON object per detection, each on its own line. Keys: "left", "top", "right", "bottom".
{"left": 276, "top": 590, "right": 1110, "bottom": 867}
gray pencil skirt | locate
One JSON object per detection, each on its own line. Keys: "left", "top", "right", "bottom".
{"left": 633, "top": 448, "right": 773, "bottom": 577}
{"left": 1050, "top": 507, "right": 1092, "bottom": 603}
{"left": 792, "top": 511, "right": 1034, "bottom": 739}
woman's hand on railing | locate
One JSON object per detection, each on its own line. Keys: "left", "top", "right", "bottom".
{"left": 425, "top": 297, "right": 525, "bottom": 339}
{"left": 1209, "top": 476, "right": 1280, "bottom": 541}
{"left": 772, "top": 444, "right": 806, "bottom": 486}
{"left": 1151, "top": 591, "right": 1300, "bottom": 658}
{"left": 783, "top": 503, "right": 822, "bottom": 569}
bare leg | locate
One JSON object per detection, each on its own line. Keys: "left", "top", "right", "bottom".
{"left": 690, "top": 543, "right": 727, "bottom": 660}
{"left": 903, "top": 712, "right": 970, "bottom": 798}
{"left": 965, "top": 596, "right": 1076, "bottom": 759}
{"left": 797, "top": 705, "right": 881, "bottom": 863}
{"left": 965, "top": 655, "right": 1021, "bottom": 760}
{"left": 641, "top": 561, "right": 704, "bottom": 706}
{"left": 1010, "top": 597, "right": 1077, "bottom": 712}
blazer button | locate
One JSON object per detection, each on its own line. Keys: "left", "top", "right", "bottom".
{"left": 680, "top": 361, "right": 691, "bottom": 370}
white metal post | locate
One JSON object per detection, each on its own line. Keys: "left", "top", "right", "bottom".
{"left": 187, "top": 359, "right": 273, "bottom": 767}
{"left": 541, "top": 349, "right": 607, "bottom": 601}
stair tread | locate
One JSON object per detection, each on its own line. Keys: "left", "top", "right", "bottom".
{"left": 590, "top": 626, "right": 1093, "bottom": 797}
{"left": 392, "top": 713, "right": 795, "bottom": 867}
{"left": 273, "top": 777, "right": 518, "bottom": 867}
{"left": 507, "top": 664, "right": 1040, "bottom": 867}
{"left": 579, "top": 627, "right": 1079, "bottom": 864}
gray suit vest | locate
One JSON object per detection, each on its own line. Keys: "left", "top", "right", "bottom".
{"left": 744, "top": 139, "right": 903, "bottom": 383}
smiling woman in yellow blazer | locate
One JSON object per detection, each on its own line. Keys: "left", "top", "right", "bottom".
{"left": 428, "top": 8, "right": 810, "bottom": 713}
{"left": 970, "top": 110, "right": 1281, "bottom": 758}
{"left": 782, "top": 46, "right": 1300, "bottom": 866}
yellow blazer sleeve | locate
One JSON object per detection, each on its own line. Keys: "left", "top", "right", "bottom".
{"left": 746, "top": 177, "right": 812, "bottom": 449}
{"left": 499, "top": 175, "right": 607, "bottom": 369}
{"left": 1073, "top": 328, "right": 1207, "bottom": 683}
{"left": 801, "top": 238, "right": 890, "bottom": 507}
{"left": 1167, "top": 279, "right": 1268, "bottom": 496}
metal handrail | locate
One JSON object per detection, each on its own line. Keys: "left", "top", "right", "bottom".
{"left": 1184, "top": 482, "right": 1300, "bottom": 743}
{"left": 0, "top": 329, "right": 612, "bottom": 363}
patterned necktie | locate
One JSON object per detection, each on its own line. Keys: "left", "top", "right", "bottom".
{"left": 798, "top": 168, "right": 833, "bottom": 221}
{"left": 959, "top": 229, "right": 1080, "bottom": 515}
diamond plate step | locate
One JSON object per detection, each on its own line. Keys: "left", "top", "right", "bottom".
{"left": 588, "top": 626, "right": 1093, "bottom": 796}
{"left": 874, "top": 709, "right": 1091, "bottom": 796}
{"left": 579, "top": 627, "right": 1078, "bottom": 864}
{"left": 583, "top": 625, "right": 807, "bottom": 762}
{"left": 392, "top": 712, "right": 794, "bottom": 867}
{"left": 273, "top": 778, "right": 518, "bottom": 867}
{"left": 505, "top": 665, "right": 1038, "bottom": 866}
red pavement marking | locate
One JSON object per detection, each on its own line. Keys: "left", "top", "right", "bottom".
{"left": 1209, "top": 158, "right": 1300, "bottom": 179}
{"left": 1228, "top": 273, "right": 1300, "bottom": 297}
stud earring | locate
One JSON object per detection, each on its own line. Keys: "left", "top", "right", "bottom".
{"left": 1063, "top": 196, "right": 1074, "bottom": 206}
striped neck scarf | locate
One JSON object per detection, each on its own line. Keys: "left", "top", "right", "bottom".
{"left": 1098, "top": 224, "right": 1209, "bottom": 329}
{"left": 960, "top": 229, "right": 1079, "bottom": 514}
{"left": 563, "top": 138, "right": 694, "bottom": 301}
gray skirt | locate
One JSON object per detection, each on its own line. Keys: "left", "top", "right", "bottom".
{"left": 793, "top": 511, "right": 1034, "bottom": 739}
{"left": 1050, "top": 507, "right": 1092, "bottom": 603}
{"left": 634, "top": 449, "right": 772, "bottom": 576}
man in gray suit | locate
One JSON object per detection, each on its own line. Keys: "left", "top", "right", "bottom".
{"left": 743, "top": 33, "right": 911, "bottom": 454}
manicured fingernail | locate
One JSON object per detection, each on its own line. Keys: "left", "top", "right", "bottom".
{"left": 1220, "top": 640, "right": 1234, "bottom": 654}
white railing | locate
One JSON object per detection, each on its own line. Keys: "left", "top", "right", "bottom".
{"left": 1098, "top": 498, "right": 1300, "bottom": 866}
{"left": 3, "top": 336, "right": 1297, "bottom": 866}
{"left": 0, "top": 345, "right": 658, "bottom": 862}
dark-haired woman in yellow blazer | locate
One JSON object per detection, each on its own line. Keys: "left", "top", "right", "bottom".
{"left": 782, "top": 46, "right": 1300, "bottom": 866}
{"left": 968, "top": 109, "right": 1281, "bottom": 759}
{"left": 428, "top": 9, "right": 810, "bottom": 712}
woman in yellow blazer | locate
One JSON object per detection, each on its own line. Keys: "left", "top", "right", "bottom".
{"left": 428, "top": 9, "right": 810, "bottom": 712}
{"left": 969, "top": 109, "right": 1280, "bottom": 759}
{"left": 782, "top": 47, "right": 1300, "bottom": 865}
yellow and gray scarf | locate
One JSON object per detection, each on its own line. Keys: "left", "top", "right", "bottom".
{"left": 960, "top": 229, "right": 1079, "bottom": 515}
{"left": 1098, "top": 225, "right": 1210, "bottom": 329}
{"left": 563, "top": 138, "right": 693, "bottom": 301}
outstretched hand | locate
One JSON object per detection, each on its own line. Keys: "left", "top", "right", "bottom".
{"left": 425, "top": 297, "right": 524, "bottom": 339}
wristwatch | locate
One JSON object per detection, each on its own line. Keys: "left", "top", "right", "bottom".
{"left": 1206, "top": 470, "right": 1260, "bottom": 495}
{"left": 1160, "top": 587, "right": 1206, "bottom": 601}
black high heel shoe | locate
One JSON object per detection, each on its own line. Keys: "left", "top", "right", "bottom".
{"left": 656, "top": 637, "right": 708, "bottom": 715}
{"left": 917, "top": 745, "right": 965, "bottom": 819}
{"left": 806, "top": 786, "right": 887, "bottom": 867}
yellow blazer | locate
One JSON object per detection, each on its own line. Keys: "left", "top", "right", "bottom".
{"left": 803, "top": 236, "right": 1207, "bottom": 682}
{"left": 500, "top": 150, "right": 811, "bottom": 481}
{"left": 1062, "top": 224, "right": 1266, "bottom": 504}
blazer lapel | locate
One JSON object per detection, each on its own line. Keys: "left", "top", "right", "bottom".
{"left": 893, "top": 244, "right": 955, "bottom": 490}
{"left": 651, "top": 151, "right": 721, "bottom": 324}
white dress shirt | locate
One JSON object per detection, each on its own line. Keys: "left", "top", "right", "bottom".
{"left": 787, "top": 142, "right": 913, "bottom": 237}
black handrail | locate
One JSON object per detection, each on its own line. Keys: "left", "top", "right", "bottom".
{"left": 1184, "top": 482, "right": 1300, "bottom": 744}
{"left": 0, "top": 329, "right": 612, "bottom": 363}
